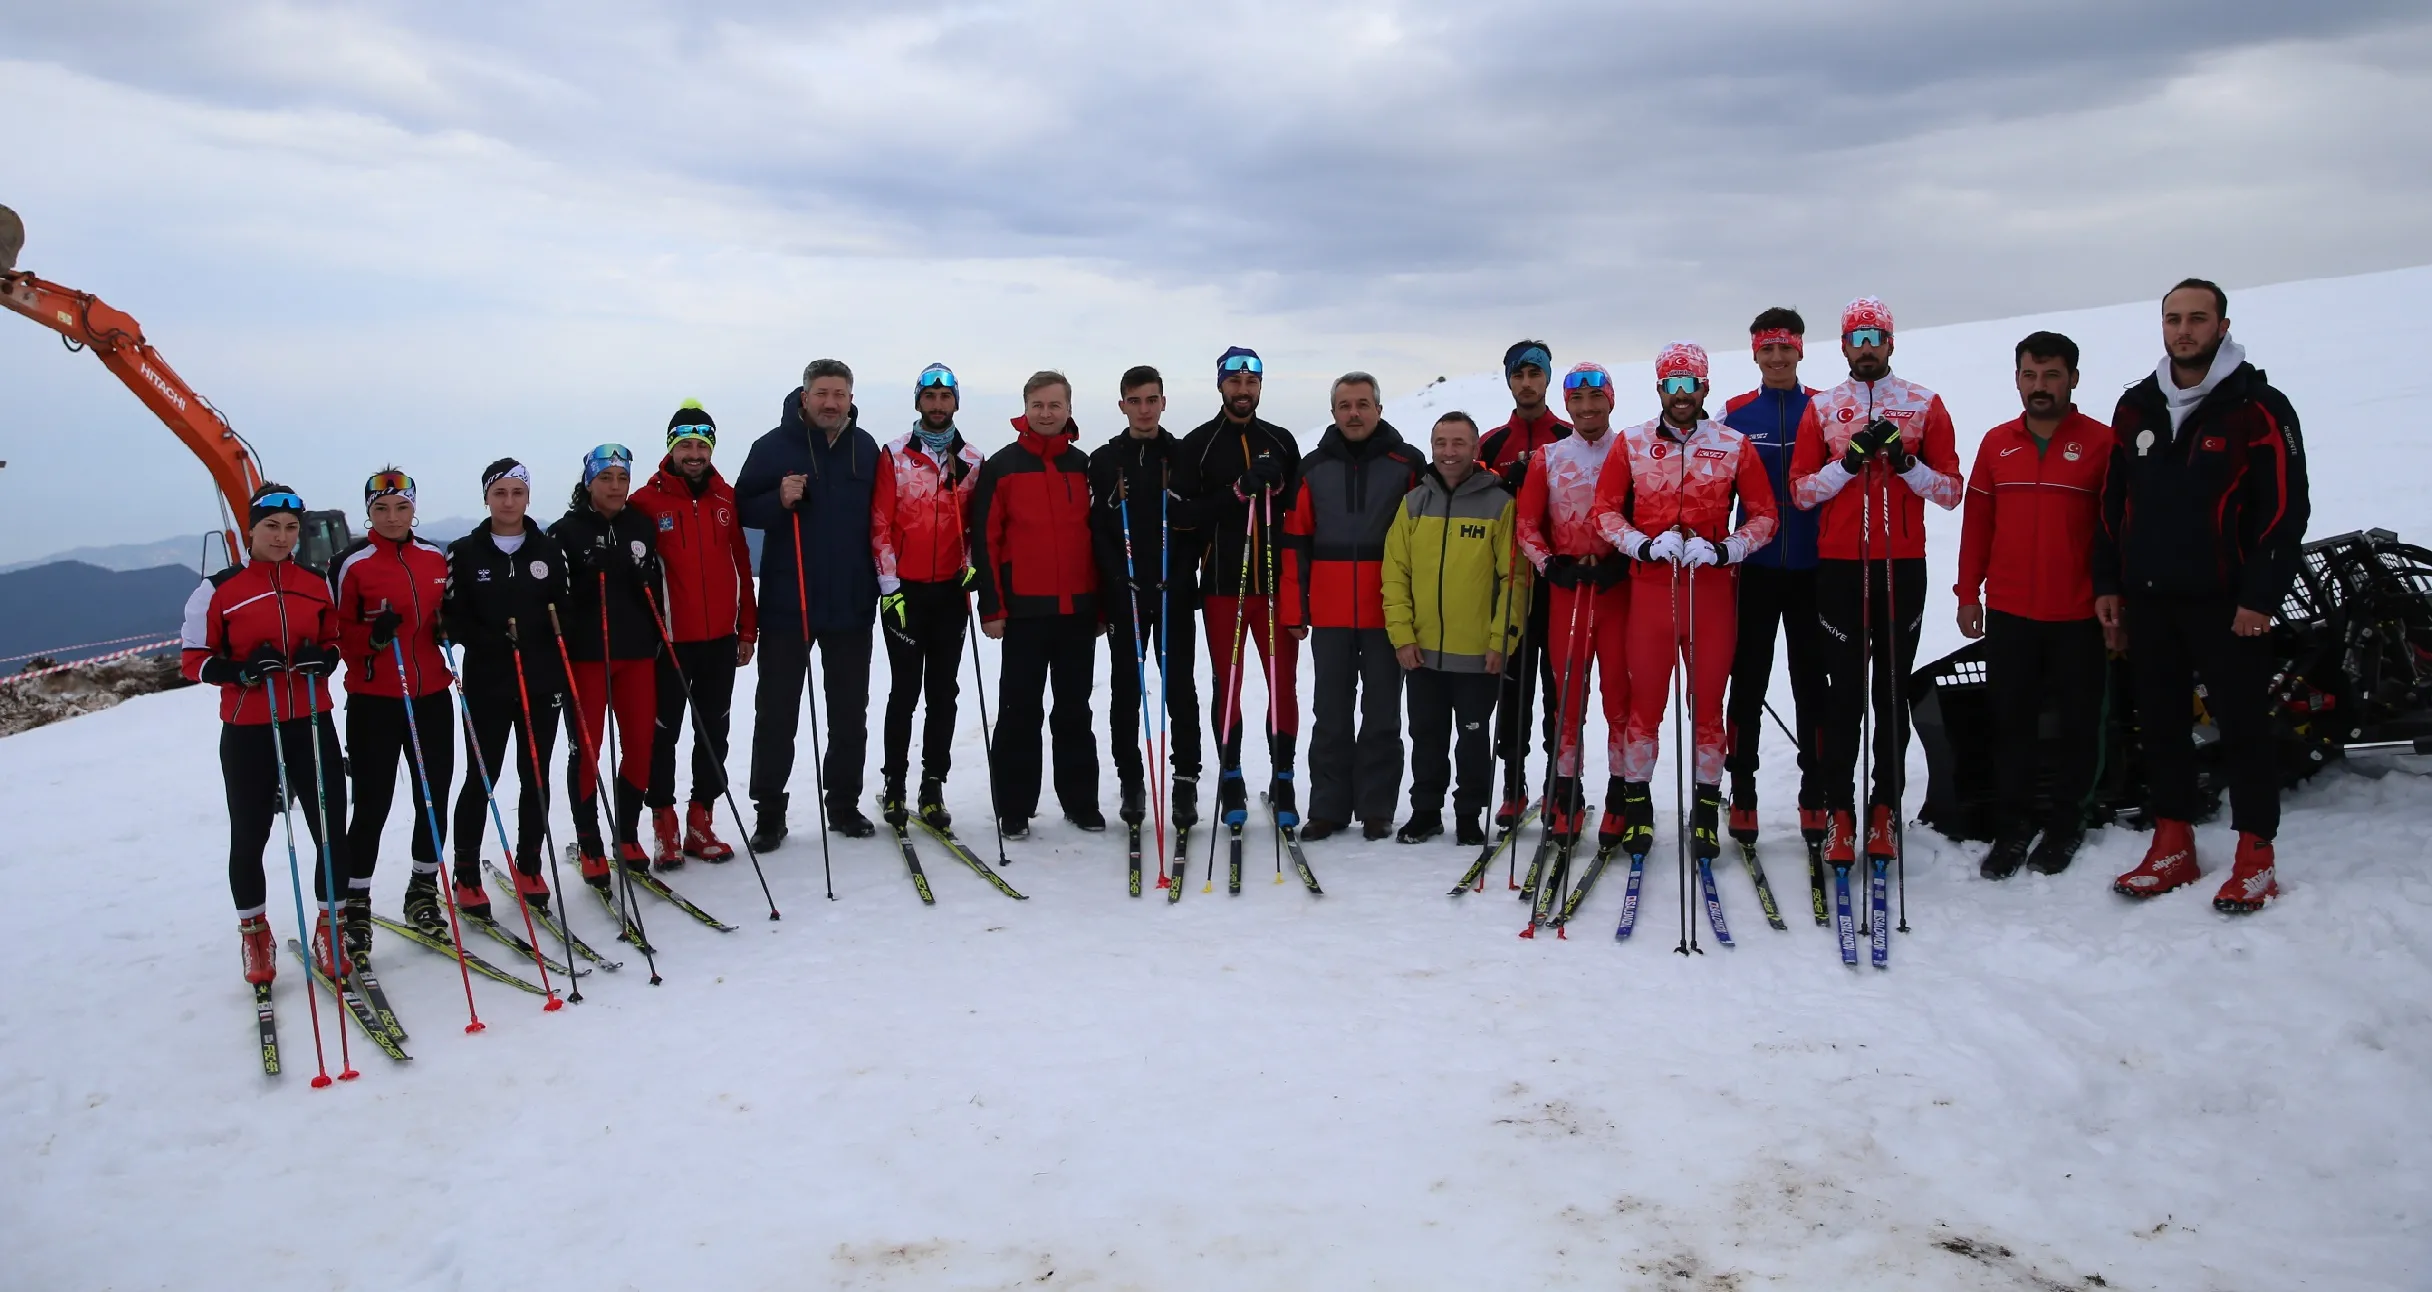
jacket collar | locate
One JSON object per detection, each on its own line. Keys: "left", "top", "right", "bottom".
{"left": 1011, "top": 415, "right": 1080, "bottom": 457}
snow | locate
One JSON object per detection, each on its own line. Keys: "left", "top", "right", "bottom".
{"left": 6, "top": 269, "right": 2431, "bottom": 1291}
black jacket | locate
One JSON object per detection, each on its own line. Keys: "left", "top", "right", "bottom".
{"left": 2094, "top": 360, "right": 2308, "bottom": 610}
{"left": 1174, "top": 413, "right": 1300, "bottom": 598}
{"left": 735, "top": 391, "right": 881, "bottom": 637}
{"left": 547, "top": 498, "right": 665, "bottom": 662}
{"left": 443, "top": 521, "right": 571, "bottom": 699}
{"left": 1087, "top": 427, "right": 1203, "bottom": 610}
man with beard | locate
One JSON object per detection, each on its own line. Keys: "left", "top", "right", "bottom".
{"left": 1787, "top": 298, "right": 1963, "bottom": 875}
{"left": 870, "top": 364, "right": 984, "bottom": 831}
{"left": 1478, "top": 341, "right": 1570, "bottom": 826}
{"left": 1090, "top": 365, "right": 1204, "bottom": 834}
{"left": 1279, "top": 373, "right": 1425, "bottom": 840}
{"left": 2097, "top": 279, "right": 2308, "bottom": 914}
{"left": 1956, "top": 334, "right": 2114, "bottom": 879}
{"left": 1175, "top": 347, "right": 1304, "bottom": 829}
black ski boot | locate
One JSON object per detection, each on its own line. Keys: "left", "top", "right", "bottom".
{"left": 1598, "top": 776, "right": 1632, "bottom": 850}
{"left": 1455, "top": 813, "right": 1487, "bottom": 847}
{"left": 1618, "top": 780, "right": 1655, "bottom": 857}
{"left": 1397, "top": 811, "right": 1444, "bottom": 844}
{"left": 1546, "top": 776, "right": 1585, "bottom": 843}
{"left": 2027, "top": 824, "right": 2083, "bottom": 876}
{"left": 1728, "top": 781, "right": 1760, "bottom": 846}
{"left": 1171, "top": 774, "right": 1200, "bottom": 829}
{"left": 1269, "top": 733, "right": 1299, "bottom": 828}
{"left": 748, "top": 798, "right": 788, "bottom": 853}
{"left": 1218, "top": 767, "right": 1249, "bottom": 826}
{"left": 343, "top": 893, "right": 374, "bottom": 962}
{"left": 830, "top": 801, "right": 877, "bottom": 839}
{"left": 1000, "top": 816, "right": 1031, "bottom": 841}
{"left": 880, "top": 779, "right": 909, "bottom": 829}
{"left": 402, "top": 870, "right": 443, "bottom": 932}
{"left": 1691, "top": 784, "right": 1723, "bottom": 861}
{"left": 1981, "top": 830, "right": 2034, "bottom": 880}
{"left": 1066, "top": 803, "right": 1108, "bottom": 832}
{"left": 1119, "top": 780, "right": 1147, "bottom": 828}
{"left": 918, "top": 777, "right": 951, "bottom": 830}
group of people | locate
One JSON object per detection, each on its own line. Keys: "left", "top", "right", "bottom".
{"left": 184, "top": 277, "right": 2310, "bottom": 987}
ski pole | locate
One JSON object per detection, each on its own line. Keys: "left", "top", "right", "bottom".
{"left": 1263, "top": 488, "right": 1283, "bottom": 881}
{"left": 593, "top": 573, "right": 657, "bottom": 973}
{"left": 550, "top": 603, "right": 659, "bottom": 985}
{"left": 1677, "top": 544, "right": 1701, "bottom": 956}
{"left": 1119, "top": 488, "right": 1166, "bottom": 877}
{"left": 789, "top": 513, "right": 837, "bottom": 900}
{"left": 269, "top": 564, "right": 360, "bottom": 1083}
{"left": 1156, "top": 481, "right": 1173, "bottom": 883}
{"left": 963, "top": 607, "right": 1012, "bottom": 867}
{"left": 1498, "top": 501, "right": 1537, "bottom": 891}
{"left": 261, "top": 675, "right": 335, "bottom": 1087}
{"left": 440, "top": 640, "right": 563, "bottom": 1010}
{"left": 1206, "top": 501, "right": 1260, "bottom": 891}
{"left": 389, "top": 630, "right": 489, "bottom": 1029}
{"left": 1521, "top": 566, "right": 1588, "bottom": 931}
{"left": 643, "top": 586, "right": 780, "bottom": 921}
{"left": 1855, "top": 434, "right": 1875, "bottom": 938}
{"left": 507, "top": 621, "right": 583, "bottom": 1003}
{"left": 1883, "top": 474, "right": 1910, "bottom": 936}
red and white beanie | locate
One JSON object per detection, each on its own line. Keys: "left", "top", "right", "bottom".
{"left": 1655, "top": 341, "right": 1709, "bottom": 383}
{"left": 1840, "top": 296, "right": 1894, "bottom": 337}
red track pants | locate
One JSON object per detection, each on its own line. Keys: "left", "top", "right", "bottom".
{"left": 1202, "top": 594, "right": 1300, "bottom": 745}
{"left": 1542, "top": 581, "right": 1629, "bottom": 779}
{"left": 568, "top": 657, "right": 655, "bottom": 799}
{"left": 1621, "top": 564, "right": 1736, "bottom": 785}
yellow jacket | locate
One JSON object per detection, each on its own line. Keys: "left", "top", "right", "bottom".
{"left": 1383, "top": 466, "right": 1528, "bottom": 672}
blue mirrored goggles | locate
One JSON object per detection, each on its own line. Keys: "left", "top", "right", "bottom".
{"left": 1845, "top": 328, "right": 1888, "bottom": 348}
{"left": 253, "top": 491, "right": 305, "bottom": 512}
{"left": 917, "top": 367, "right": 959, "bottom": 390}
{"left": 1658, "top": 375, "right": 1702, "bottom": 396}
{"left": 1220, "top": 354, "right": 1264, "bottom": 376}
{"left": 583, "top": 444, "right": 634, "bottom": 481}
{"left": 1562, "top": 369, "right": 1610, "bottom": 391}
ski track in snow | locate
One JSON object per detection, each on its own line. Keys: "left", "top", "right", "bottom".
{"left": 7, "top": 272, "right": 2432, "bottom": 1290}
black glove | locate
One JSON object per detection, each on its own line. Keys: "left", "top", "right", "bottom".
{"left": 1883, "top": 437, "right": 1916, "bottom": 472}
{"left": 1839, "top": 437, "right": 1874, "bottom": 474}
{"left": 212, "top": 642, "right": 288, "bottom": 686}
{"left": 1243, "top": 452, "right": 1285, "bottom": 496}
{"left": 1860, "top": 418, "right": 1903, "bottom": 454}
{"left": 287, "top": 644, "right": 338, "bottom": 677}
{"left": 1498, "top": 450, "right": 1531, "bottom": 492}
{"left": 1543, "top": 555, "right": 1584, "bottom": 589}
{"left": 1589, "top": 555, "right": 1630, "bottom": 589}
{"left": 368, "top": 608, "right": 403, "bottom": 651}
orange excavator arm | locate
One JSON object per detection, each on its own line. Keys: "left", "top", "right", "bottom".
{"left": 2, "top": 206, "right": 262, "bottom": 562}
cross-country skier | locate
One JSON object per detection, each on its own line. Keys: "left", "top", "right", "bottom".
{"left": 1956, "top": 331, "right": 2115, "bottom": 879}
{"left": 182, "top": 483, "right": 351, "bottom": 983}
{"left": 970, "top": 370, "right": 1104, "bottom": 837}
{"left": 1089, "top": 364, "right": 1205, "bottom": 832}
{"left": 549, "top": 444, "right": 665, "bottom": 883}
{"left": 329, "top": 467, "right": 453, "bottom": 960}
{"left": 632, "top": 401, "right": 758, "bottom": 867}
{"left": 1280, "top": 372, "right": 1425, "bottom": 840}
{"left": 1478, "top": 340, "right": 1571, "bottom": 826}
{"left": 1593, "top": 342, "right": 1779, "bottom": 860}
{"left": 2096, "top": 278, "right": 2309, "bottom": 914}
{"left": 1720, "top": 309, "right": 1829, "bottom": 853}
{"left": 1174, "top": 347, "right": 1304, "bottom": 828}
{"left": 1787, "top": 297, "right": 1965, "bottom": 872}
{"left": 1514, "top": 362, "right": 1632, "bottom": 844}
{"left": 736, "top": 359, "right": 883, "bottom": 847}
{"left": 1383, "top": 410, "right": 1527, "bottom": 846}
{"left": 441, "top": 458, "right": 569, "bottom": 917}
{"left": 871, "top": 363, "right": 984, "bottom": 830}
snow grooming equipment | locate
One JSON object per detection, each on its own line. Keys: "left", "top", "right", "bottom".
{"left": 1520, "top": 585, "right": 1586, "bottom": 907}
{"left": 1687, "top": 558, "right": 1731, "bottom": 949}
{"left": 295, "top": 673, "right": 366, "bottom": 1075}
{"left": 1207, "top": 503, "right": 1259, "bottom": 894}
{"left": 788, "top": 513, "right": 838, "bottom": 900}
{"left": 442, "top": 642, "right": 567, "bottom": 1009}
{"left": 259, "top": 674, "right": 334, "bottom": 1086}
{"left": 508, "top": 620, "right": 604, "bottom": 997}
{"left": 962, "top": 609, "right": 1013, "bottom": 870}
{"left": 1524, "top": 581, "right": 1595, "bottom": 939}
{"left": 549, "top": 603, "right": 659, "bottom": 984}
{"left": 1118, "top": 487, "right": 1166, "bottom": 896}
{"left": 389, "top": 633, "right": 493, "bottom": 1029}
{"left": 642, "top": 587, "right": 779, "bottom": 921}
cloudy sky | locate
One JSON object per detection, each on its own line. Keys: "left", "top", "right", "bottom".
{"left": 3, "top": 1, "right": 2428, "bottom": 562}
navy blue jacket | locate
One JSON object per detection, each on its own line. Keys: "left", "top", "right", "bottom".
{"left": 1723, "top": 385, "right": 1820, "bottom": 571}
{"left": 735, "top": 390, "right": 881, "bottom": 637}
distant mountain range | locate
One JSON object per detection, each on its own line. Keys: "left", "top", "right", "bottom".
{"left": 0, "top": 519, "right": 485, "bottom": 575}
{"left": 0, "top": 562, "right": 204, "bottom": 669}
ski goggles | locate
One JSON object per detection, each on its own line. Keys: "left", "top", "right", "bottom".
{"left": 1658, "top": 374, "right": 1702, "bottom": 396}
{"left": 916, "top": 365, "right": 959, "bottom": 390}
{"left": 363, "top": 469, "right": 416, "bottom": 505}
{"left": 582, "top": 443, "right": 634, "bottom": 484}
{"left": 1845, "top": 327, "right": 1888, "bottom": 348}
{"left": 1561, "top": 368, "right": 1610, "bottom": 391}
{"left": 249, "top": 490, "right": 306, "bottom": 522}
{"left": 1219, "top": 353, "right": 1264, "bottom": 376}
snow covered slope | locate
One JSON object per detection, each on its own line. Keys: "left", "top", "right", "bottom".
{"left": 5, "top": 270, "right": 2429, "bottom": 1291}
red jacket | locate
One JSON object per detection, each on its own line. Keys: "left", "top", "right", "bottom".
{"left": 1278, "top": 422, "right": 1425, "bottom": 629}
{"left": 1956, "top": 411, "right": 2115, "bottom": 621}
{"left": 871, "top": 431, "right": 984, "bottom": 591}
{"left": 180, "top": 558, "right": 341, "bottom": 725}
{"left": 1787, "top": 375, "right": 1964, "bottom": 560}
{"left": 1592, "top": 416, "right": 1778, "bottom": 558}
{"left": 1478, "top": 407, "right": 1571, "bottom": 471}
{"left": 631, "top": 459, "right": 759, "bottom": 644}
{"left": 331, "top": 533, "right": 453, "bottom": 698}
{"left": 968, "top": 417, "right": 1100, "bottom": 623}
{"left": 1515, "top": 427, "right": 1624, "bottom": 566}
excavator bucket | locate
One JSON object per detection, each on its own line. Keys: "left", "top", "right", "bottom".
{"left": 0, "top": 205, "right": 22, "bottom": 274}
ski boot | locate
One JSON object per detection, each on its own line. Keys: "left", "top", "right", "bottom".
{"left": 684, "top": 801, "right": 734, "bottom": 862}
{"left": 1728, "top": 785, "right": 1760, "bottom": 846}
{"left": 1494, "top": 783, "right": 1532, "bottom": 832}
{"left": 239, "top": 916, "right": 277, "bottom": 985}
{"left": 1607, "top": 780, "right": 1653, "bottom": 856}
{"left": 403, "top": 870, "right": 443, "bottom": 932}
{"left": 748, "top": 799, "right": 788, "bottom": 853}
{"left": 1269, "top": 770, "right": 1300, "bottom": 829}
{"left": 880, "top": 779, "right": 910, "bottom": 829}
{"left": 1691, "top": 784, "right": 1723, "bottom": 861}
{"left": 918, "top": 777, "right": 951, "bottom": 831}
{"left": 1119, "top": 780, "right": 1147, "bottom": 828}
{"left": 2027, "top": 823, "right": 2083, "bottom": 875}
{"left": 1171, "top": 774, "right": 1200, "bottom": 830}
{"left": 310, "top": 909, "right": 350, "bottom": 980}
{"left": 830, "top": 803, "right": 878, "bottom": 839}
{"left": 1799, "top": 807, "right": 1830, "bottom": 851}
{"left": 453, "top": 876, "right": 493, "bottom": 923}
{"left": 616, "top": 841, "right": 652, "bottom": 876}
{"left": 1544, "top": 776, "right": 1584, "bottom": 843}
{"left": 509, "top": 865, "right": 551, "bottom": 911}
{"left": 1864, "top": 803, "right": 1900, "bottom": 864}
{"left": 1823, "top": 809, "right": 1858, "bottom": 868}
{"left": 1000, "top": 816, "right": 1031, "bottom": 841}
{"left": 2114, "top": 818, "right": 2199, "bottom": 898}
{"left": 2213, "top": 832, "right": 2278, "bottom": 913}
{"left": 1981, "top": 829, "right": 2034, "bottom": 880}
{"left": 1397, "top": 810, "right": 1443, "bottom": 844}
{"left": 343, "top": 893, "right": 374, "bottom": 961}
{"left": 1455, "top": 813, "right": 1486, "bottom": 848}
{"left": 651, "top": 806, "right": 684, "bottom": 871}
{"left": 576, "top": 842, "right": 614, "bottom": 891}
{"left": 1218, "top": 767, "right": 1249, "bottom": 826}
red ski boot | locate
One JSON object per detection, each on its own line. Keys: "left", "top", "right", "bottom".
{"left": 453, "top": 879, "right": 493, "bottom": 923}
{"left": 1544, "top": 777, "right": 1583, "bottom": 843}
{"left": 651, "top": 807, "right": 684, "bottom": 871}
{"left": 239, "top": 916, "right": 276, "bottom": 985}
{"left": 617, "top": 841, "right": 653, "bottom": 877}
{"left": 577, "top": 844, "right": 613, "bottom": 891}
{"left": 1864, "top": 803, "right": 1900, "bottom": 862}
{"left": 1728, "top": 803, "right": 1759, "bottom": 846}
{"left": 311, "top": 909, "right": 350, "bottom": 979}
{"left": 1799, "top": 808, "right": 1830, "bottom": 848}
{"left": 2213, "top": 833, "right": 2278, "bottom": 913}
{"left": 2114, "top": 818, "right": 2200, "bottom": 898}
{"left": 1822, "top": 810, "right": 1857, "bottom": 867}
{"left": 510, "top": 865, "right": 552, "bottom": 911}
{"left": 683, "top": 801, "right": 734, "bottom": 862}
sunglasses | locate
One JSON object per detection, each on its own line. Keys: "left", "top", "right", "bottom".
{"left": 917, "top": 368, "right": 959, "bottom": 390}
{"left": 1845, "top": 328, "right": 1888, "bottom": 348}
{"left": 1658, "top": 375, "right": 1702, "bottom": 396}
{"left": 1562, "top": 369, "right": 1610, "bottom": 391}
{"left": 254, "top": 491, "right": 306, "bottom": 512}
{"left": 1220, "top": 355, "right": 1264, "bottom": 376}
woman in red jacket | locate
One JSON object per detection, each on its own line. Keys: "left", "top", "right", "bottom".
{"left": 180, "top": 484, "right": 352, "bottom": 985}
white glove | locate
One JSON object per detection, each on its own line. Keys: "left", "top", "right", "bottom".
{"left": 1721, "top": 535, "right": 1751, "bottom": 566}
{"left": 1681, "top": 537, "right": 1720, "bottom": 568}
{"left": 1641, "top": 530, "right": 1684, "bottom": 564}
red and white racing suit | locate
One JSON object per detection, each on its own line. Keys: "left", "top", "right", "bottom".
{"left": 1514, "top": 426, "right": 1628, "bottom": 779}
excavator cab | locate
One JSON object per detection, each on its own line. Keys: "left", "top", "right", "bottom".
{"left": 296, "top": 510, "right": 353, "bottom": 575}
